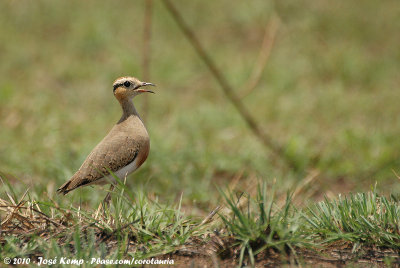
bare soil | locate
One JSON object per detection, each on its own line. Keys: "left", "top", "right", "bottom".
{"left": 167, "top": 245, "right": 400, "bottom": 267}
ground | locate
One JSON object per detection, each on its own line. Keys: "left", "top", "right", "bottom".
{"left": 1, "top": 0, "right": 400, "bottom": 267}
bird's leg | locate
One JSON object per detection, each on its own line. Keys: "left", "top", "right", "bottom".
{"left": 96, "top": 184, "right": 115, "bottom": 216}
{"left": 103, "top": 184, "right": 115, "bottom": 206}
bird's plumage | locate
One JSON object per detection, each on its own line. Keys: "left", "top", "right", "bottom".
{"left": 57, "top": 76, "right": 153, "bottom": 195}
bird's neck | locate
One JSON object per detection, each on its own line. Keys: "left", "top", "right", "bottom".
{"left": 118, "top": 98, "right": 141, "bottom": 122}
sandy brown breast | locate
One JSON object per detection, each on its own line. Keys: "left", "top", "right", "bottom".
{"left": 57, "top": 115, "right": 149, "bottom": 194}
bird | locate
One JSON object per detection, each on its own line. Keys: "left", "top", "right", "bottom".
{"left": 57, "top": 76, "right": 155, "bottom": 197}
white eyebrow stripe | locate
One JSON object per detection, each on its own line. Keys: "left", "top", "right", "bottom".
{"left": 113, "top": 77, "right": 131, "bottom": 86}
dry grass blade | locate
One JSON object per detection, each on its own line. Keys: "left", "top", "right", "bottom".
{"left": 1, "top": 200, "right": 26, "bottom": 228}
{"left": 0, "top": 205, "right": 63, "bottom": 229}
{"left": 17, "top": 188, "right": 30, "bottom": 206}
{"left": 6, "top": 192, "right": 16, "bottom": 206}
{"left": 240, "top": 16, "right": 280, "bottom": 98}
{"left": 290, "top": 169, "right": 320, "bottom": 206}
{"left": 199, "top": 206, "right": 221, "bottom": 226}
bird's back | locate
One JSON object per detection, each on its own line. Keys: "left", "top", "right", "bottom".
{"left": 57, "top": 115, "right": 149, "bottom": 194}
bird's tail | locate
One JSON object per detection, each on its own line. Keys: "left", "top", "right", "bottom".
{"left": 56, "top": 180, "right": 73, "bottom": 195}
{"left": 57, "top": 175, "right": 92, "bottom": 195}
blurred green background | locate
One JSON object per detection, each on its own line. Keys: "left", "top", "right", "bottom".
{"left": 0, "top": 0, "right": 399, "bottom": 210}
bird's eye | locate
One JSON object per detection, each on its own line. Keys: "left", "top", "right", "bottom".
{"left": 124, "top": 81, "right": 131, "bottom": 87}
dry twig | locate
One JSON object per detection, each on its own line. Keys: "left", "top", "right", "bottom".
{"left": 161, "top": 0, "right": 299, "bottom": 171}
{"left": 141, "top": 0, "right": 153, "bottom": 121}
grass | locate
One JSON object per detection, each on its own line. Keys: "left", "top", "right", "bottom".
{"left": 217, "top": 183, "right": 400, "bottom": 266}
{"left": 305, "top": 189, "right": 400, "bottom": 248}
{"left": 1, "top": 0, "right": 400, "bottom": 266}
{"left": 218, "top": 183, "right": 309, "bottom": 266}
{"left": 2, "top": 179, "right": 400, "bottom": 266}
{"left": 0, "top": 177, "right": 204, "bottom": 265}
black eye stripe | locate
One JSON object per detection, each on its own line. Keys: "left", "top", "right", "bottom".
{"left": 113, "top": 81, "right": 132, "bottom": 92}
{"left": 113, "top": 83, "right": 122, "bottom": 92}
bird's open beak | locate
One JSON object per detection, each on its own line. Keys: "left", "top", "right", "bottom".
{"left": 136, "top": 82, "right": 156, "bottom": 93}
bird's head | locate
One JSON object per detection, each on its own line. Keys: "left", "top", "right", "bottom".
{"left": 113, "top": 76, "right": 155, "bottom": 100}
